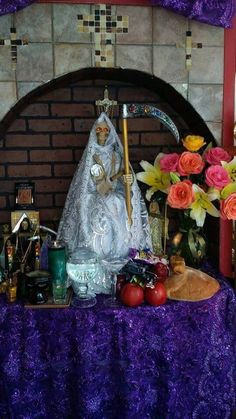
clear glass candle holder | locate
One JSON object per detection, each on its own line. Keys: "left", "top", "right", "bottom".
{"left": 103, "top": 258, "right": 128, "bottom": 308}
{"left": 66, "top": 247, "right": 99, "bottom": 308}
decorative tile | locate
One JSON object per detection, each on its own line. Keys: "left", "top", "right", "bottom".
{"left": 190, "top": 47, "right": 223, "bottom": 83}
{"left": 0, "top": 27, "right": 29, "bottom": 69}
{"left": 55, "top": 44, "right": 92, "bottom": 76}
{"left": 190, "top": 20, "right": 224, "bottom": 46}
{"left": 54, "top": 4, "right": 91, "bottom": 43}
{"left": 0, "top": 82, "right": 17, "bottom": 120}
{"left": 78, "top": 4, "right": 128, "bottom": 67}
{"left": 153, "top": 46, "right": 188, "bottom": 83}
{"left": 15, "top": 4, "right": 52, "bottom": 42}
{"left": 17, "top": 82, "right": 42, "bottom": 99}
{"left": 153, "top": 8, "right": 188, "bottom": 45}
{"left": 116, "top": 6, "right": 151, "bottom": 44}
{"left": 116, "top": 45, "right": 152, "bottom": 73}
{"left": 16, "top": 43, "right": 53, "bottom": 82}
{"left": 188, "top": 84, "right": 223, "bottom": 122}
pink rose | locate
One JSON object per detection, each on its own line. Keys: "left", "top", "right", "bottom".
{"left": 167, "top": 180, "right": 194, "bottom": 209}
{"left": 178, "top": 151, "right": 205, "bottom": 176}
{"left": 204, "top": 147, "right": 231, "bottom": 165}
{"left": 221, "top": 193, "right": 236, "bottom": 220}
{"left": 205, "top": 165, "right": 230, "bottom": 189}
{"left": 160, "top": 153, "right": 179, "bottom": 173}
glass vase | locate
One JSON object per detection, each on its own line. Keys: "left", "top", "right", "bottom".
{"left": 66, "top": 247, "right": 98, "bottom": 308}
{"left": 171, "top": 213, "right": 207, "bottom": 268}
{"left": 103, "top": 258, "right": 128, "bottom": 308}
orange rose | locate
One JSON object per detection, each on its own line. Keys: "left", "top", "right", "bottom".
{"left": 220, "top": 193, "right": 236, "bottom": 220}
{"left": 178, "top": 151, "right": 205, "bottom": 176}
{"left": 167, "top": 180, "right": 194, "bottom": 209}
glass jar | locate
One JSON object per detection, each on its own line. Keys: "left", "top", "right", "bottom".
{"left": 66, "top": 247, "right": 103, "bottom": 308}
{"left": 48, "top": 240, "right": 67, "bottom": 303}
{"left": 171, "top": 213, "right": 207, "bottom": 268}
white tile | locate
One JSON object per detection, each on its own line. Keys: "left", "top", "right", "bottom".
{"left": 153, "top": 46, "right": 188, "bottom": 83}
{"left": 116, "top": 45, "right": 152, "bottom": 73}
{"left": 153, "top": 8, "right": 188, "bottom": 45}
{"left": 16, "top": 4, "right": 52, "bottom": 42}
{"left": 190, "top": 47, "right": 223, "bottom": 84}
{"left": 55, "top": 44, "right": 92, "bottom": 76}
{"left": 189, "top": 84, "right": 223, "bottom": 122}
{"left": 17, "top": 43, "right": 53, "bottom": 82}
{"left": 116, "top": 6, "right": 152, "bottom": 44}
{"left": 0, "top": 82, "right": 17, "bottom": 120}
{"left": 17, "top": 82, "right": 42, "bottom": 99}
{"left": 53, "top": 4, "right": 91, "bottom": 43}
{"left": 190, "top": 20, "right": 224, "bottom": 46}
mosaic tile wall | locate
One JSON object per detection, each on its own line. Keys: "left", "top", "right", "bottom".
{"left": 0, "top": 4, "right": 224, "bottom": 142}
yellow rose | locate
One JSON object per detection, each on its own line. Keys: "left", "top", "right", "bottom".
{"left": 182, "top": 135, "right": 206, "bottom": 152}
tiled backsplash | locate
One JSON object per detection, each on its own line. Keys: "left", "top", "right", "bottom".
{"left": 0, "top": 4, "right": 224, "bottom": 142}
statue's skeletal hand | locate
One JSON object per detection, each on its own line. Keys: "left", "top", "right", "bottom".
{"left": 91, "top": 163, "right": 105, "bottom": 181}
{"left": 123, "top": 173, "right": 133, "bottom": 185}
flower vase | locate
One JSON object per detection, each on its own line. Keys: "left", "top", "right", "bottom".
{"left": 171, "top": 213, "right": 207, "bottom": 268}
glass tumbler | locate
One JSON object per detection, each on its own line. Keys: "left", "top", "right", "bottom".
{"left": 66, "top": 247, "right": 98, "bottom": 308}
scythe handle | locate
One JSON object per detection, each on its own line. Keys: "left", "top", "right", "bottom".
{"left": 122, "top": 117, "right": 132, "bottom": 226}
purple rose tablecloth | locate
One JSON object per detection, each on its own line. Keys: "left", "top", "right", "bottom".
{"left": 0, "top": 264, "right": 235, "bottom": 419}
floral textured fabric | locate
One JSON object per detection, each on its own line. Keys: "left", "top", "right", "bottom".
{"left": 152, "top": 0, "right": 235, "bottom": 27}
{"left": 0, "top": 0, "right": 34, "bottom": 16}
{"left": 0, "top": 264, "right": 235, "bottom": 419}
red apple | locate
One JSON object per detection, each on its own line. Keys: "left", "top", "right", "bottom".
{"left": 153, "top": 262, "right": 169, "bottom": 281}
{"left": 145, "top": 282, "right": 167, "bottom": 306}
{"left": 120, "top": 283, "right": 144, "bottom": 307}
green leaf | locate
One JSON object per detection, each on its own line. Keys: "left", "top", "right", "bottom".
{"left": 170, "top": 172, "right": 180, "bottom": 184}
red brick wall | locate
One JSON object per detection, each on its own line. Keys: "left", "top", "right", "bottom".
{"left": 0, "top": 79, "right": 189, "bottom": 228}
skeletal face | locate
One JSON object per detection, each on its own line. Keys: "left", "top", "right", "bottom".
{"left": 95, "top": 121, "right": 110, "bottom": 146}
{"left": 149, "top": 201, "right": 160, "bottom": 214}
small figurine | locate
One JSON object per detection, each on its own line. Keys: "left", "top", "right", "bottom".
{"left": 5, "top": 215, "right": 40, "bottom": 273}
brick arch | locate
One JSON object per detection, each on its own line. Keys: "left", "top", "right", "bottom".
{"left": 0, "top": 67, "right": 216, "bottom": 227}
{"left": 0, "top": 67, "right": 215, "bottom": 140}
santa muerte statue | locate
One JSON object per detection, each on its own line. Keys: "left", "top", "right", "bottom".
{"left": 57, "top": 111, "right": 152, "bottom": 270}
{"left": 57, "top": 92, "right": 180, "bottom": 294}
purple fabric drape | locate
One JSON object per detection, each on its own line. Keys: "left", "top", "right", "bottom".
{"left": 0, "top": 0, "right": 235, "bottom": 28}
{"left": 0, "top": 263, "right": 235, "bottom": 419}
{"left": 0, "top": 0, "right": 34, "bottom": 16}
{"left": 152, "top": 0, "right": 235, "bottom": 28}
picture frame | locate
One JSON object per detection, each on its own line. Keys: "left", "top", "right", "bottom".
{"left": 15, "top": 182, "right": 35, "bottom": 210}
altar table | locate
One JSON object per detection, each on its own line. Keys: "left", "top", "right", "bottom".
{"left": 0, "top": 264, "right": 235, "bottom": 419}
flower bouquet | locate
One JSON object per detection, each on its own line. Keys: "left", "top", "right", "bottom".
{"left": 136, "top": 135, "right": 235, "bottom": 266}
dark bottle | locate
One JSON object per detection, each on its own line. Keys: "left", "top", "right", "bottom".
{"left": 17, "top": 263, "right": 26, "bottom": 300}
{"left": 6, "top": 273, "right": 17, "bottom": 303}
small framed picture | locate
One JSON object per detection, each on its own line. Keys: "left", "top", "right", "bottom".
{"left": 15, "top": 182, "right": 35, "bottom": 210}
